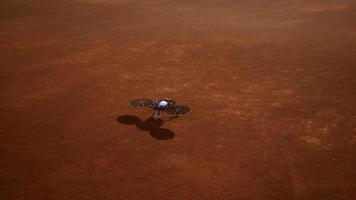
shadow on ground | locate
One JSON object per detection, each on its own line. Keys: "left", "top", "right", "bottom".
{"left": 117, "top": 115, "right": 176, "bottom": 140}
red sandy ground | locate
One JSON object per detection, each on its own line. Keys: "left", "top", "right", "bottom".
{"left": 1, "top": 0, "right": 355, "bottom": 199}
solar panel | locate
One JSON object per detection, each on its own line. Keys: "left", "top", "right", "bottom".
{"left": 165, "top": 105, "right": 190, "bottom": 116}
{"left": 129, "top": 98, "right": 154, "bottom": 108}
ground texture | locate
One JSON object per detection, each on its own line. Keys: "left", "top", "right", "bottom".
{"left": 1, "top": 0, "right": 356, "bottom": 199}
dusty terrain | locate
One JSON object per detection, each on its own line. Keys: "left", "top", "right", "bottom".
{"left": 1, "top": 0, "right": 355, "bottom": 199}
